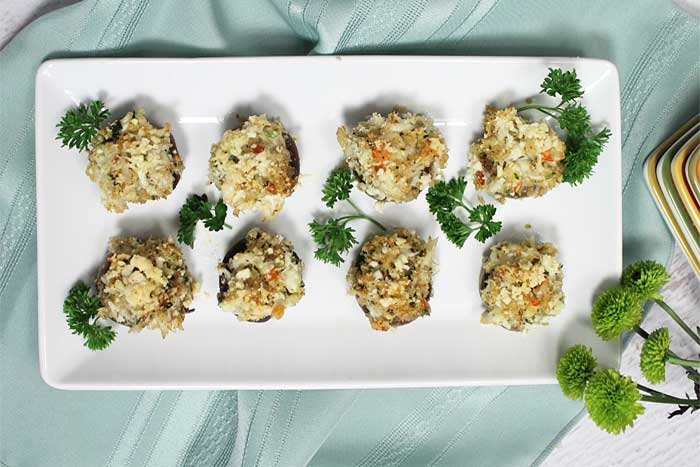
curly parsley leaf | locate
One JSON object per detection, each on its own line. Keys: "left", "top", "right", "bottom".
{"left": 178, "top": 194, "right": 231, "bottom": 247}
{"left": 427, "top": 177, "right": 502, "bottom": 247}
{"left": 518, "top": 68, "right": 611, "bottom": 186}
{"left": 63, "top": 282, "right": 116, "bottom": 351}
{"left": 557, "top": 104, "right": 591, "bottom": 136}
{"left": 322, "top": 167, "right": 354, "bottom": 208}
{"left": 564, "top": 127, "right": 611, "bottom": 185}
{"left": 203, "top": 198, "right": 228, "bottom": 232}
{"left": 469, "top": 204, "right": 502, "bottom": 242}
{"left": 309, "top": 218, "right": 358, "bottom": 266}
{"left": 309, "top": 168, "right": 387, "bottom": 266}
{"left": 540, "top": 68, "right": 584, "bottom": 103}
{"left": 426, "top": 177, "right": 466, "bottom": 216}
{"left": 56, "top": 100, "right": 111, "bottom": 151}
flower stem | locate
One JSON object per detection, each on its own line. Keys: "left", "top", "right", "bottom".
{"left": 634, "top": 325, "right": 649, "bottom": 339}
{"left": 667, "top": 355, "right": 700, "bottom": 367}
{"left": 640, "top": 395, "right": 700, "bottom": 407}
{"left": 637, "top": 384, "right": 700, "bottom": 406}
{"left": 636, "top": 383, "right": 667, "bottom": 397}
{"left": 635, "top": 325, "right": 691, "bottom": 364}
{"left": 654, "top": 299, "right": 700, "bottom": 347}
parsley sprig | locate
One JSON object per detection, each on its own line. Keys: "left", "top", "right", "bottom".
{"left": 63, "top": 282, "right": 116, "bottom": 351}
{"left": 426, "top": 177, "right": 502, "bottom": 247}
{"left": 56, "top": 100, "right": 111, "bottom": 151}
{"left": 517, "top": 68, "right": 611, "bottom": 185}
{"left": 309, "top": 168, "right": 387, "bottom": 266}
{"left": 321, "top": 166, "right": 354, "bottom": 208}
{"left": 177, "top": 194, "right": 231, "bottom": 248}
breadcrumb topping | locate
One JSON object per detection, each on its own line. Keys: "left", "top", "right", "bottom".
{"left": 218, "top": 228, "right": 305, "bottom": 322}
{"left": 337, "top": 111, "right": 448, "bottom": 202}
{"left": 209, "top": 115, "right": 298, "bottom": 220}
{"left": 468, "top": 107, "right": 565, "bottom": 201}
{"left": 96, "top": 236, "right": 197, "bottom": 337}
{"left": 480, "top": 238, "right": 564, "bottom": 331}
{"left": 347, "top": 229, "right": 436, "bottom": 331}
{"left": 87, "top": 109, "right": 183, "bottom": 213}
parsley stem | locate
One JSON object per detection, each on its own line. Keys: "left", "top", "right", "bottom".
{"left": 653, "top": 299, "right": 700, "bottom": 347}
{"left": 453, "top": 199, "right": 480, "bottom": 228}
{"left": 337, "top": 214, "right": 387, "bottom": 232}
{"left": 346, "top": 199, "right": 363, "bottom": 215}
{"left": 454, "top": 197, "right": 471, "bottom": 212}
{"left": 516, "top": 104, "right": 560, "bottom": 113}
{"left": 343, "top": 199, "right": 387, "bottom": 231}
{"left": 336, "top": 215, "right": 368, "bottom": 222}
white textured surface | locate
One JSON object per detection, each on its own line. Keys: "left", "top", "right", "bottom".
{"left": 3, "top": 1, "right": 699, "bottom": 465}
{"left": 543, "top": 245, "right": 700, "bottom": 467}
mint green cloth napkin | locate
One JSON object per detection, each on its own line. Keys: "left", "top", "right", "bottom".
{"left": 1, "top": 1, "right": 698, "bottom": 466}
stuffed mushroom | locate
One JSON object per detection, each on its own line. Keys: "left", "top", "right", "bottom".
{"left": 218, "top": 228, "right": 305, "bottom": 322}
{"left": 480, "top": 238, "right": 565, "bottom": 331}
{"left": 468, "top": 107, "right": 565, "bottom": 201}
{"left": 347, "top": 229, "right": 436, "bottom": 331}
{"left": 96, "top": 236, "right": 197, "bottom": 337}
{"left": 336, "top": 111, "right": 448, "bottom": 202}
{"left": 86, "top": 109, "right": 183, "bottom": 213}
{"left": 209, "top": 115, "right": 299, "bottom": 220}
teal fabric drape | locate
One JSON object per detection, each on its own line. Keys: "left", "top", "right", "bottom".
{"left": 1, "top": 1, "right": 698, "bottom": 466}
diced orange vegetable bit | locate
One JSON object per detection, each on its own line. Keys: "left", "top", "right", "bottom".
{"left": 265, "top": 182, "right": 276, "bottom": 194}
{"left": 420, "top": 297, "right": 430, "bottom": 311}
{"left": 266, "top": 268, "right": 280, "bottom": 281}
{"left": 541, "top": 150, "right": 553, "bottom": 161}
{"left": 251, "top": 143, "right": 265, "bottom": 154}
{"left": 271, "top": 303, "right": 285, "bottom": 319}
{"left": 372, "top": 144, "right": 390, "bottom": 170}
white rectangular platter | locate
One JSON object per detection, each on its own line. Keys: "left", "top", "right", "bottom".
{"left": 36, "top": 56, "right": 621, "bottom": 389}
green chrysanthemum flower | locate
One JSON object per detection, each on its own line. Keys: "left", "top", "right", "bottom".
{"left": 621, "top": 260, "right": 670, "bottom": 301}
{"left": 557, "top": 345, "right": 597, "bottom": 400}
{"left": 584, "top": 368, "right": 645, "bottom": 434}
{"left": 640, "top": 327, "right": 670, "bottom": 384}
{"left": 591, "top": 286, "right": 642, "bottom": 340}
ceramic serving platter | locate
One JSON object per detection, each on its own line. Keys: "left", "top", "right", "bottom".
{"left": 657, "top": 131, "right": 700, "bottom": 259}
{"left": 36, "top": 56, "right": 621, "bottom": 389}
{"left": 644, "top": 118, "right": 700, "bottom": 278}
{"left": 686, "top": 145, "right": 700, "bottom": 203}
{"left": 671, "top": 134, "right": 700, "bottom": 231}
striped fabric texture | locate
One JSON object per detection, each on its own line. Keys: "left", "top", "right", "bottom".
{"left": 1, "top": 1, "right": 698, "bottom": 466}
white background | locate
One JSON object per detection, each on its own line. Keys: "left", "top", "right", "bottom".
{"left": 4, "top": 1, "right": 699, "bottom": 465}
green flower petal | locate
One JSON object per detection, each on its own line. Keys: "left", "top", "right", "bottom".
{"left": 557, "top": 345, "right": 597, "bottom": 400}
{"left": 640, "top": 327, "right": 670, "bottom": 384}
{"left": 621, "top": 260, "right": 670, "bottom": 301}
{"left": 591, "top": 286, "right": 642, "bottom": 340}
{"left": 585, "top": 368, "right": 645, "bottom": 434}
